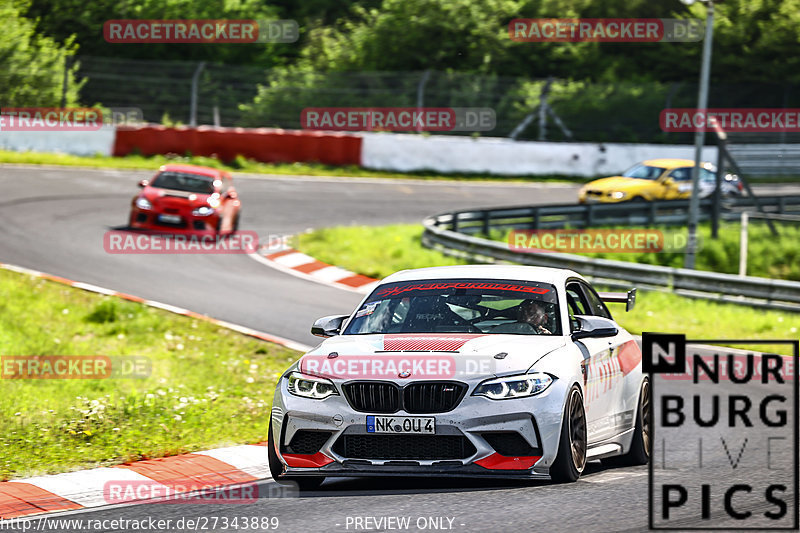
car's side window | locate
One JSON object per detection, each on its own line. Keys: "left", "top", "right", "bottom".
{"left": 668, "top": 167, "right": 692, "bottom": 181}
{"left": 579, "top": 283, "right": 613, "bottom": 320}
{"left": 699, "top": 168, "right": 716, "bottom": 182}
{"left": 565, "top": 283, "right": 588, "bottom": 331}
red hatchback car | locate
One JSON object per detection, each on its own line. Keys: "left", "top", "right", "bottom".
{"left": 129, "top": 164, "right": 241, "bottom": 234}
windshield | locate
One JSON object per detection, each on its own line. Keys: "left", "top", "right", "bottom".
{"left": 343, "top": 278, "right": 561, "bottom": 336}
{"left": 621, "top": 164, "right": 666, "bottom": 180}
{"left": 150, "top": 172, "right": 216, "bottom": 194}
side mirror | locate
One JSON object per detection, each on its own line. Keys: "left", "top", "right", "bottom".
{"left": 311, "top": 315, "right": 349, "bottom": 338}
{"left": 571, "top": 315, "right": 618, "bottom": 340}
{"left": 138, "top": 179, "right": 149, "bottom": 188}
{"left": 662, "top": 177, "right": 676, "bottom": 187}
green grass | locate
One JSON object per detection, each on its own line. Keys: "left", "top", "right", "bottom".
{"left": 0, "top": 149, "right": 583, "bottom": 183}
{"left": 0, "top": 269, "right": 300, "bottom": 481}
{"left": 296, "top": 225, "right": 466, "bottom": 279}
{"left": 495, "top": 221, "right": 800, "bottom": 281}
{"left": 295, "top": 224, "right": 800, "bottom": 344}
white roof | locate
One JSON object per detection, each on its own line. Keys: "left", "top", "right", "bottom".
{"left": 381, "top": 264, "right": 583, "bottom": 286}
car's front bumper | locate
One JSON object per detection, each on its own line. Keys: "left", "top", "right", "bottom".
{"left": 129, "top": 206, "right": 220, "bottom": 232}
{"left": 270, "top": 377, "right": 570, "bottom": 479}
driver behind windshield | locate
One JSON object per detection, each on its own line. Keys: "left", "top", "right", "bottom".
{"left": 492, "top": 299, "right": 552, "bottom": 335}
{"left": 518, "top": 299, "right": 552, "bottom": 334}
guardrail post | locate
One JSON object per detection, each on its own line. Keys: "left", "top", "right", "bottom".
{"left": 779, "top": 197, "right": 785, "bottom": 214}
{"left": 531, "top": 208, "right": 539, "bottom": 230}
{"left": 739, "top": 212, "right": 749, "bottom": 277}
{"left": 585, "top": 204, "right": 594, "bottom": 227}
{"left": 482, "top": 211, "right": 490, "bottom": 236}
{"left": 649, "top": 202, "right": 657, "bottom": 226}
{"left": 452, "top": 213, "right": 459, "bottom": 233}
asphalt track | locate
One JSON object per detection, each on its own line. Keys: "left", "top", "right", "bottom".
{"left": 1, "top": 165, "right": 797, "bottom": 532}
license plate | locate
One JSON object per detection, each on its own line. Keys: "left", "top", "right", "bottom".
{"left": 366, "top": 415, "right": 435, "bottom": 434}
{"left": 158, "top": 214, "right": 182, "bottom": 224}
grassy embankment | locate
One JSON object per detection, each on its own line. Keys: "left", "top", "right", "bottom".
{"left": 0, "top": 268, "right": 298, "bottom": 480}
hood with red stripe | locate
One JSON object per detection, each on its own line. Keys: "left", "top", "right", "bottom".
{"left": 300, "top": 333, "right": 567, "bottom": 379}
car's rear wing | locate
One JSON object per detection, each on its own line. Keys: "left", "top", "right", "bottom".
{"left": 598, "top": 288, "right": 637, "bottom": 312}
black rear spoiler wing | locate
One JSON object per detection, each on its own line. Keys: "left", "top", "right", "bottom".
{"left": 598, "top": 288, "right": 637, "bottom": 312}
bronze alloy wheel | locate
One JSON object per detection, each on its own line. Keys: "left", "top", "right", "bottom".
{"left": 641, "top": 379, "right": 651, "bottom": 457}
{"left": 567, "top": 388, "right": 587, "bottom": 472}
{"left": 601, "top": 377, "right": 651, "bottom": 467}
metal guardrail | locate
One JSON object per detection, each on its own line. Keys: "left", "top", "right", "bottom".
{"left": 442, "top": 196, "right": 800, "bottom": 236}
{"left": 727, "top": 144, "right": 800, "bottom": 177}
{"left": 422, "top": 197, "right": 800, "bottom": 311}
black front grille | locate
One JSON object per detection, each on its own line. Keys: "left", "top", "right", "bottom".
{"left": 332, "top": 434, "right": 476, "bottom": 460}
{"left": 343, "top": 382, "right": 400, "bottom": 413}
{"left": 482, "top": 432, "right": 540, "bottom": 456}
{"left": 283, "top": 430, "right": 332, "bottom": 455}
{"left": 155, "top": 219, "right": 187, "bottom": 228}
{"left": 403, "top": 382, "right": 467, "bottom": 413}
{"left": 343, "top": 381, "right": 466, "bottom": 413}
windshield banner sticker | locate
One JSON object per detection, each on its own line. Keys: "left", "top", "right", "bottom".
{"left": 375, "top": 282, "right": 549, "bottom": 298}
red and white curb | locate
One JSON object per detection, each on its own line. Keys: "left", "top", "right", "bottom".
{"left": 251, "top": 241, "right": 379, "bottom": 295}
{"left": 0, "top": 262, "right": 311, "bottom": 353}
{"left": 0, "top": 445, "right": 271, "bottom": 519}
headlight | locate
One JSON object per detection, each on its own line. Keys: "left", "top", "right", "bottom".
{"left": 473, "top": 373, "right": 554, "bottom": 400}
{"left": 286, "top": 372, "right": 339, "bottom": 400}
{"left": 135, "top": 197, "right": 152, "bottom": 210}
{"left": 192, "top": 206, "right": 215, "bottom": 216}
{"left": 609, "top": 191, "right": 626, "bottom": 199}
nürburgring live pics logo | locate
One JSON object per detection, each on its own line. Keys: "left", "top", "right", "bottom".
{"left": 644, "top": 333, "right": 798, "bottom": 530}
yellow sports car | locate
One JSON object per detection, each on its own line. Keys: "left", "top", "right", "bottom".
{"left": 578, "top": 158, "right": 742, "bottom": 203}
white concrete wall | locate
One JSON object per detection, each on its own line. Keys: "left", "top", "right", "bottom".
{"left": 0, "top": 127, "right": 116, "bottom": 156}
{"left": 361, "top": 133, "right": 719, "bottom": 177}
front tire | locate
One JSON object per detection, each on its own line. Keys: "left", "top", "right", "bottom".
{"left": 550, "top": 386, "right": 587, "bottom": 483}
{"left": 267, "top": 421, "right": 325, "bottom": 490}
{"left": 604, "top": 378, "right": 651, "bottom": 467}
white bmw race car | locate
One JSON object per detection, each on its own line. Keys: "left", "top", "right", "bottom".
{"left": 268, "top": 265, "right": 649, "bottom": 488}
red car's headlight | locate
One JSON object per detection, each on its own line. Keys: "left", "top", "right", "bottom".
{"left": 135, "top": 197, "right": 152, "bottom": 210}
{"left": 192, "top": 206, "right": 215, "bottom": 216}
